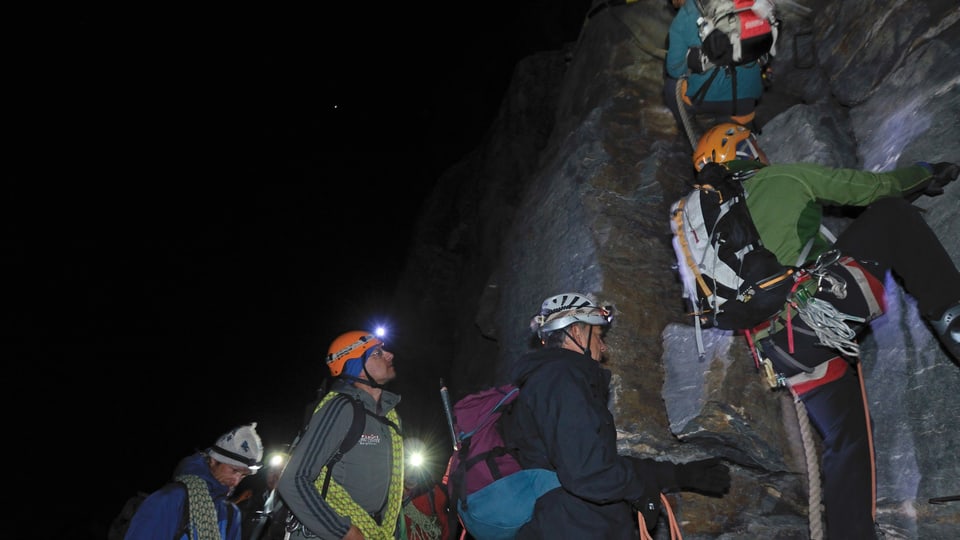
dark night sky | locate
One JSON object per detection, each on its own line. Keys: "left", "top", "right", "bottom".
{"left": 9, "top": 3, "right": 590, "bottom": 538}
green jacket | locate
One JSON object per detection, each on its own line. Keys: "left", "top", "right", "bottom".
{"left": 742, "top": 163, "right": 934, "bottom": 266}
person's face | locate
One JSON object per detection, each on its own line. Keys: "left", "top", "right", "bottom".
{"left": 211, "top": 459, "right": 254, "bottom": 489}
{"left": 362, "top": 345, "right": 397, "bottom": 384}
{"left": 565, "top": 323, "right": 607, "bottom": 362}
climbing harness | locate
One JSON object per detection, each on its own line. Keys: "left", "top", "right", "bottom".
{"left": 742, "top": 247, "right": 882, "bottom": 540}
{"left": 744, "top": 248, "right": 865, "bottom": 380}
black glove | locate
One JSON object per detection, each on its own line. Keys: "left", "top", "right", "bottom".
{"left": 629, "top": 496, "right": 660, "bottom": 531}
{"left": 673, "top": 457, "right": 731, "bottom": 496}
{"left": 906, "top": 162, "right": 959, "bottom": 201}
{"left": 686, "top": 46, "right": 714, "bottom": 74}
{"left": 924, "top": 162, "right": 959, "bottom": 196}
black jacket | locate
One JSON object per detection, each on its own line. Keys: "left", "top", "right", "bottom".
{"left": 501, "top": 347, "right": 673, "bottom": 539}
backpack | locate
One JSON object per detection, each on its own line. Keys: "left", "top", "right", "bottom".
{"left": 669, "top": 165, "right": 796, "bottom": 354}
{"left": 400, "top": 481, "right": 453, "bottom": 540}
{"left": 446, "top": 385, "right": 560, "bottom": 540}
{"left": 108, "top": 482, "right": 190, "bottom": 540}
{"left": 694, "top": 0, "right": 779, "bottom": 67}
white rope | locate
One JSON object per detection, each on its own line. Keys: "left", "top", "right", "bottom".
{"left": 793, "top": 395, "right": 824, "bottom": 540}
{"left": 676, "top": 78, "right": 700, "bottom": 149}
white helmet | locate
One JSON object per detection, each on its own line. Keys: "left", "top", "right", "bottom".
{"left": 530, "top": 292, "right": 613, "bottom": 339}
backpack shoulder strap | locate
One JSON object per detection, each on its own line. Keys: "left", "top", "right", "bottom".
{"left": 320, "top": 394, "right": 367, "bottom": 498}
{"left": 690, "top": 64, "right": 722, "bottom": 106}
{"left": 364, "top": 407, "right": 402, "bottom": 434}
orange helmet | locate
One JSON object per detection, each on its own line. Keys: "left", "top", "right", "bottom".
{"left": 325, "top": 331, "right": 383, "bottom": 376}
{"left": 693, "top": 123, "right": 768, "bottom": 171}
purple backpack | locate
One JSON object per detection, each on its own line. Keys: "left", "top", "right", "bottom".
{"left": 447, "top": 385, "right": 522, "bottom": 509}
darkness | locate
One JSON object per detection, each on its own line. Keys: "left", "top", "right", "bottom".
{"left": 9, "top": 3, "right": 591, "bottom": 538}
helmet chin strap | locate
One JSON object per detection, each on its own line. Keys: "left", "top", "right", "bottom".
{"left": 362, "top": 363, "right": 384, "bottom": 389}
{"left": 339, "top": 362, "right": 384, "bottom": 389}
{"left": 563, "top": 326, "right": 593, "bottom": 358}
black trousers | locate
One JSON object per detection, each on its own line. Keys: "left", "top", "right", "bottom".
{"left": 762, "top": 197, "right": 960, "bottom": 539}
{"left": 833, "top": 197, "right": 960, "bottom": 320}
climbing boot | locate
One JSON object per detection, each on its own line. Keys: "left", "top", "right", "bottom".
{"left": 930, "top": 302, "right": 960, "bottom": 359}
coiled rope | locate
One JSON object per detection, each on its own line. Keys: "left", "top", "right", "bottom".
{"left": 176, "top": 473, "right": 222, "bottom": 540}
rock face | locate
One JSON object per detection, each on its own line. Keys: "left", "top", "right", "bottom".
{"left": 392, "top": 1, "right": 960, "bottom": 537}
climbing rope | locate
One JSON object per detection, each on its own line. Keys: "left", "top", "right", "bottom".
{"left": 318, "top": 404, "right": 404, "bottom": 540}
{"left": 676, "top": 78, "right": 700, "bottom": 149}
{"left": 402, "top": 502, "right": 442, "bottom": 540}
{"left": 791, "top": 361, "right": 877, "bottom": 539}
{"left": 176, "top": 473, "right": 222, "bottom": 540}
{"left": 856, "top": 363, "right": 878, "bottom": 524}
{"left": 637, "top": 493, "right": 683, "bottom": 540}
{"left": 791, "top": 394, "right": 824, "bottom": 540}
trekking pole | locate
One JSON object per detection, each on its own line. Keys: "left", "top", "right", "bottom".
{"left": 440, "top": 378, "right": 459, "bottom": 451}
{"left": 929, "top": 495, "right": 959, "bottom": 504}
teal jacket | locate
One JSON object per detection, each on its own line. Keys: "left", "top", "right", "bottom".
{"left": 742, "top": 162, "right": 934, "bottom": 266}
{"left": 665, "top": 0, "right": 763, "bottom": 103}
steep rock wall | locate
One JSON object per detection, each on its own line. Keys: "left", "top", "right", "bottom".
{"left": 393, "top": 1, "right": 960, "bottom": 537}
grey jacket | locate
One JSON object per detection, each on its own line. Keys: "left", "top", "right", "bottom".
{"left": 277, "top": 380, "right": 401, "bottom": 540}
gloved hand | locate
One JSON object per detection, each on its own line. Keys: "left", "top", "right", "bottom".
{"left": 923, "top": 162, "right": 959, "bottom": 196}
{"left": 906, "top": 162, "right": 959, "bottom": 201}
{"left": 673, "top": 457, "right": 731, "bottom": 496}
{"left": 686, "top": 46, "right": 714, "bottom": 74}
{"left": 629, "top": 496, "right": 660, "bottom": 531}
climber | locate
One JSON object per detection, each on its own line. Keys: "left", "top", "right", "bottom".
{"left": 689, "top": 122, "right": 959, "bottom": 539}
{"left": 663, "top": 0, "right": 769, "bottom": 137}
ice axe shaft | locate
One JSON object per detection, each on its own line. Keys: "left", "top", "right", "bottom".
{"left": 440, "top": 378, "right": 459, "bottom": 451}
